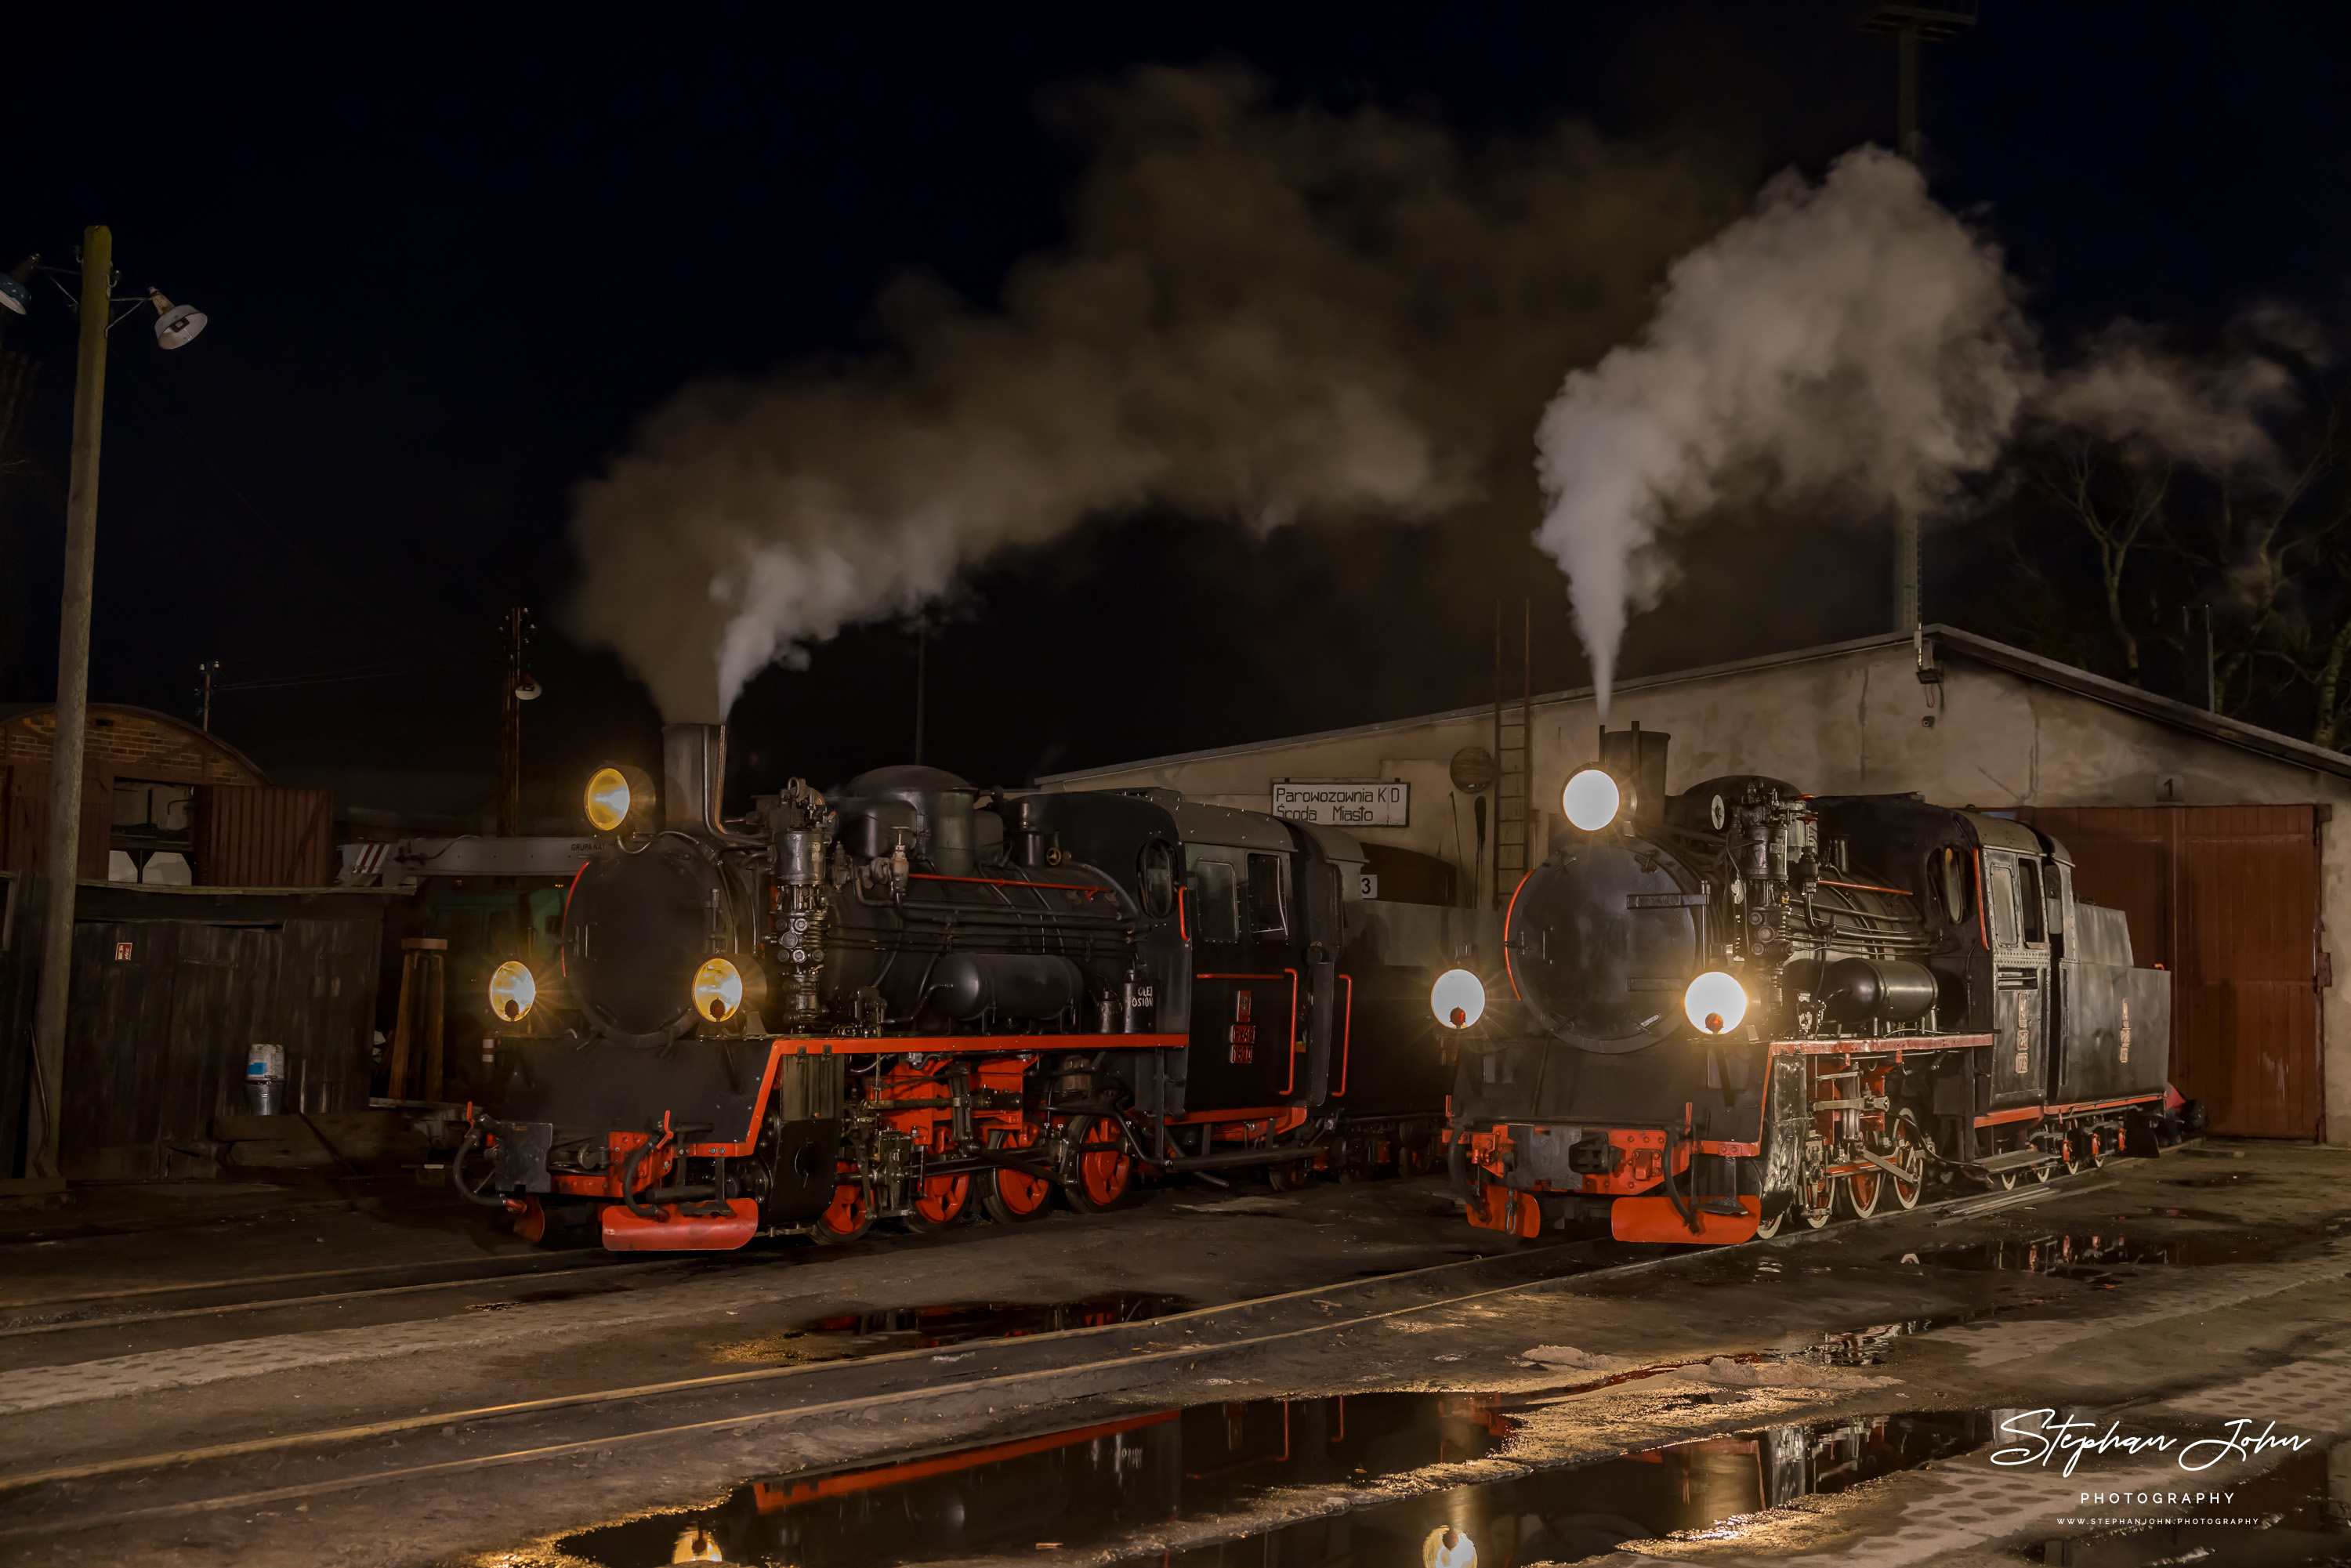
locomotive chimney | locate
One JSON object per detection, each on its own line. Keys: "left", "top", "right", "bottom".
{"left": 662, "top": 722, "right": 727, "bottom": 835}
{"left": 1598, "top": 723, "right": 1671, "bottom": 825}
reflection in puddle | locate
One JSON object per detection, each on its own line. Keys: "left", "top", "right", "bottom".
{"left": 2164, "top": 1171, "right": 2264, "bottom": 1188}
{"left": 1906, "top": 1229, "right": 2317, "bottom": 1277}
{"left": 2020, "top": 1439, "right": 2351, "bottom": 1566}
{"left": 711, "top": 1294, "right": 1188, "bottom": 1365}
{"left": 557, "top": 1399, "right": 1990, "bottom": 1566}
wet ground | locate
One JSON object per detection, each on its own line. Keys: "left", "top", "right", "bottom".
{"left": 2, "top": 1142, "right": 2349, "bottom": 1566}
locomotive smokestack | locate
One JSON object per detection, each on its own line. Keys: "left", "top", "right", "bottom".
{"left": 663, "top": 722, "right": 727, "bottom": 835}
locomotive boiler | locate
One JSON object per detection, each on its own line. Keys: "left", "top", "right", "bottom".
{"left": 1442, "top": 726, "right": 2172, "bottom": 1244}
{"left": 458, "top": 723, "right": 1484, "bottom": 1250}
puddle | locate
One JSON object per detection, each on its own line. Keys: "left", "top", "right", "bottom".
{"left": 2165, "top": 1172, "right": 2266, "bottom": 1188}
{"left": 709, "top": 1293, "right": 1188, "bottom": 1365}
{"left": 556, "top": 1396, "right": 1991, "bottom": 1566}
{"left": 1904, "top": 1228, "right": 2321, "bottom": 1277}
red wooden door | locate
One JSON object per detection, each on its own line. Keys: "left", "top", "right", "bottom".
{"left": 2020, "top": 806, "right": 2322, "bottom": 1139}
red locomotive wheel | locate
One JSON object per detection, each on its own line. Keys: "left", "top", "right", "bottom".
{"left": 901, "top": 1172, "right": 972, "bottom": 1233}
{"left": 1886, "top": 1113, "right": 1929, "bottom": 1210}
{"left": 1838, "top": 1164, "right": 1885, "bottom": 1219}
{"left": 1265, "top": 1158, "right": 1312, "bottom": 1193}
{"left": 1063, "top": 1117, "right": 1133, "bottom": 1213}
{"left": 1398, "top": 1142, "right": 1433, "bottom": 1179}
{"left": 980, "top": 1128, "right": 1054, "bottom": 1224}
{"left": 812, "top": 1179, "right": 871, "bottom": 1244}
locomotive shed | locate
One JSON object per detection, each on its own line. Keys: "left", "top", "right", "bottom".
{"left": 2, "top": 1140, "right": 2347, "bottom": 1566}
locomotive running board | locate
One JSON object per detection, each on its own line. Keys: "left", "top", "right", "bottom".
{"left": 1610, "top": 1194, "right": 1760, "bottom": 1244}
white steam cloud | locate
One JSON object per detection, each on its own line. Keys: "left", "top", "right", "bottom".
{"left": 1533, "top": 148, "right": 2031, "bottom": 713}
{"left": 1531, "top": 147, "right": 2311, "bottom": 714}
{"left": 567, "top": 68, "right": 1743, "bottom": 721}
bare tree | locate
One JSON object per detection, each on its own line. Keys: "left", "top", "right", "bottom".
{"left": 2038, "top": 440, "right": 2172, "bottom": 685}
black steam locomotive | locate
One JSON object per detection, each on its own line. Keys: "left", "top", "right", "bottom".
{"left": 460, "top": 723, "right": 1480, "bottom": 1250}
{"left": 1443, "top": 726, "right": 2172, "bottom": 1244}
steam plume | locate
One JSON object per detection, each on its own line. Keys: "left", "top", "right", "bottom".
{"left": 568, "top": 68, "right": 1742, "bottom": 720}
{"left": 1533, "top": 148, "right": 2031, "bottom": 714}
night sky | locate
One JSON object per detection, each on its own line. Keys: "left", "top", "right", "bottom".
{"left": 2, "top": 4, "right": 2345, "bottom": 827}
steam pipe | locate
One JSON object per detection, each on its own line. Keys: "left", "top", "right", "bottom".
{"left": 662, "top": 722, "right": 763, "bottom": 846}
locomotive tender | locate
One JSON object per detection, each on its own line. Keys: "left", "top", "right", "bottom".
{"left": 1444, "top": 726, "right": 2172, "bottom": 1244}
{"left": 461, "top": 723, "right": 1484, "bottom": 1250}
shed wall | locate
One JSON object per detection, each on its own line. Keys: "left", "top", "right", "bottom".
{"left": 1049, "top": 639, "right": 2351, "bottom": 1143}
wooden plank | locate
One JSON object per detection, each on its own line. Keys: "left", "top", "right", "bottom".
{"left": 2023, "top": 803, "right": 2321, "bottom": 1140}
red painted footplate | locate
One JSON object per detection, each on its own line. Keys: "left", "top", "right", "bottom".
{"left": 600, "top": 1198, "right": 759, "bottom": 1251}
{"left": 1610, "top": 1194, "right": 1760, "bottom": 1244}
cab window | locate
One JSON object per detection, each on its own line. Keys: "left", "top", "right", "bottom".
{"left": 1986, "top": 858, "right": 2020, "bottom": 947}
{"left": 2017, "top": 859, "right": 2047, "bottom": 943}
{"left": 1933, "top": 847, "right": 1972, "bottom": 923}
{"left": 1137, "top": 840, "right": 1176, "bottom": 919}
{"left": 1246, "top": 853, "right": 1289, "bottom": 936}
{"left": 1194, "top": 860, "right": 1239, "bottom": 943}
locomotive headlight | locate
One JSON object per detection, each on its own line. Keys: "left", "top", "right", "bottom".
{"left": 487, "top": 960, "right": 536, "bottom": 1022}
{"left": 585, "top": 766, "right": 635, "bottom": 832}
{"left": 692, "top": 958, "right": 745, "bottom": 1023}
{"left": 1562, "top": 768, "right": 1621, "bottom": 832}
{"left": 1684, "top": 970, "right": 1748, "bottom": 1035}
{"left": 1430, "top": 968, "right": 1486, "bottom": 1030}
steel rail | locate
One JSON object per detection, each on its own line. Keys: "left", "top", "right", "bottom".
{"left": 0, "top": 1253, "right": 719, "bottom": 1338}
{"left": 0, "top": 1163, "right": 2135, "bottom": 1535}
{"left": 0, "top": 1240, "right": 1602, "bottom": 1505}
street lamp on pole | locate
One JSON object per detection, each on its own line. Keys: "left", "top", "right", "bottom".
{"left": 8, "top": 227, "right": 210, "bottom": 1179}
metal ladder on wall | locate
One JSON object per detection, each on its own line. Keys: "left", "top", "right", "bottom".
{"left": 1492, "top": 601, "right": 1533, "bottom": 907}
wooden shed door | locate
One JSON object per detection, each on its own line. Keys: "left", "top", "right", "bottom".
{"left": 2019, "top": 806, "right": 2322, "bottom": 1139}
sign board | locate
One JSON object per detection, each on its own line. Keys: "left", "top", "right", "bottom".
{"left": 1357, "top": 871, "right": 1380, "bottom": 900}
{"left": 1270, "top": 780, "right": 1408, "bottom": 828}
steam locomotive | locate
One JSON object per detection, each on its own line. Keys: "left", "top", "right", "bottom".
{"left": 1440, "top": 726, "right": 2172, "bottom": 1244}
{"left": 458, "top": 723, "right": 1486, "bottom": 1250}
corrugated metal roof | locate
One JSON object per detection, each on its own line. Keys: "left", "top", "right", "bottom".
{"left": 1040, "top": 625, "right": 2351, "bottom": 786}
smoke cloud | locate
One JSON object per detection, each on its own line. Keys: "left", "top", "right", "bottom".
{"left": 568, "top": 68, "right": 1744, "bottom": 720}
{"left": 1532, "top": 148, "right": 2033, "bottom": 714}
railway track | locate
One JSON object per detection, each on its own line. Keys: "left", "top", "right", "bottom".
{"left": 0, "top": 1168, "right": 2119, "bottom": 1541}
{"left": 0, "top": 1248, "right": 741, "bottom": 1339}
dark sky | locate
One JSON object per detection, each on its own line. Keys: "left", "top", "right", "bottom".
{"left": 2, "top": 3, "right": 2345, "bottom": 821}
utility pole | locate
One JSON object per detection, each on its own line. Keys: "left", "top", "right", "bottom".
{"left": 28, "top": 229, "right": 112, "bottom": 1179}
{"left": 194, "top": 659, "right": 220, "bottom": 730}
{"left": 498, "top": 607, "right": 534, "bottom": 836}
{"left": 1859, "top": 2, "right": 1976, "bottom": 637}
{"left": 913, "top": 621, "right": 927, "bottom": 766}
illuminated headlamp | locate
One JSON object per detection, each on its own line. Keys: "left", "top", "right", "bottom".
{"left": 1684, "top": 971, "right": 1748, "bottom": 1035}
{"left": 693, "top": 958, "right": 745, "bottom": 1023}
{"left": 1430, "top": 968, "right": 1486, "bottom": 1030}
{"left": 585, "top": 764, "right": 654, "bottom": 834}
{"left": 1562, "top": 768, "right": 1621, "bottom": 832}
{"left": 488, "top": 960, "right": 536, "bottom": 1022}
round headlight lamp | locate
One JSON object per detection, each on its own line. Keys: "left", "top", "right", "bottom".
{"left": 585, "top": 766, "right": 634, "bottom": 832}
{"left": 488, "top": 960, "right": 537, "bottom": 1022}
{"left": 1683, "top": 971, "right": 1748, "bottom": 1035}
{"left": 1430, "top": 968, "right": 1486, "bottom": 1030}
{"left": 692, "top": 958, "right": 745, "bottom": 1023}
{"left": 1562, "top": 768, "right": 1621, "bottom": 832}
